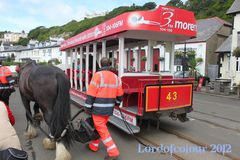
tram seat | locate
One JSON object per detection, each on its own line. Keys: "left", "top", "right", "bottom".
{"left": 121, "top": 76, "right": 173, "bottom": 94}
{"left": 121, "top": 76, "right": 141, "bottom": 94}
{"left": 122, "top": 76, "right": 169, "bottom": 108}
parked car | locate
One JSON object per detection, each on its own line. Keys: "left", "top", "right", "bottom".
{"left": 174, "top": 71, "right": 201, "bottom": 79}
{"left": 174, "top": 71, "right": 210, "bottom": 86}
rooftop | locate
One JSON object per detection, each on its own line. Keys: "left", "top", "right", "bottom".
{"left": 185, "top": 17, "right": 232, "bottom": 43}
{"left": 216, "top": 33, "right": 240, "bottom": 53}
{"left": 227, "top": 0, "right": 240, "bottom": 15}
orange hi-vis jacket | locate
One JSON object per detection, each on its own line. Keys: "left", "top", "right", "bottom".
{"left": 0, "top": 66, "right": 15, "bottom": 89}
{"left": 85, "top": 67, "right": 124, "bottom": 116}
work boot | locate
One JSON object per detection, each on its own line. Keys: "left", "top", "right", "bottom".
{"left": 87, "top": 144, "right": 98, "bottom": 152}
{"left": 104, "top": 155, "right": 119, "bottom": 160}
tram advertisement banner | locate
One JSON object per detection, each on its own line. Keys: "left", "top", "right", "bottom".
{"left": 145, "top": 84, "right": 193, "bottom": 112}
{"left": 61, "top": 5, "right": 196, "bottom": 50}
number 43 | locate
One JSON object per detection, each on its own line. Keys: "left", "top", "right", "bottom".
{"left": 166, "top": 92, "right": 177, "bottom": 101}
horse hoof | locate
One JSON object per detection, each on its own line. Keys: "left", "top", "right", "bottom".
{"left": 34, "top": 113, "right": 43, "bottom": 121}
{"left": 43, "top": 138, "right": 56, "bottom": 150}
{"left": 24, "top": 125, "right": 37, "bottom": 139}
{"left": 24, "top": 131, "right": 38, "bottom": 139}
{"left": 55, "top": 142, "right": 71, "bottom": 160}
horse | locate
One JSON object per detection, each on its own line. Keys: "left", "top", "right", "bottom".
{"left": 18, "top": 60, "right": 74, "bottom": 160}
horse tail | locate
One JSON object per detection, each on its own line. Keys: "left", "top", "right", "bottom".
{"left": 50, "top": 73, "right": 73, "bottom": 147}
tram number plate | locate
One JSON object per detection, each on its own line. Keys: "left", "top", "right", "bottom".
{"left": 113, "top": 109, "right": 137, "bottom": 126}
{"left": 145, "top": 84, "right": 193, "bottom": 112}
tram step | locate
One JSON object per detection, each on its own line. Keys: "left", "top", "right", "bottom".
{"left": 71, "top": 94, "right": 85, "bottom": 107}
{"left": 71, "top": 94, "right": 140, "bottom": 134}
{"left": 109, "top": 116, "right": 140, "bottom": 134}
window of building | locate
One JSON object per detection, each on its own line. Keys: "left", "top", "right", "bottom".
{"left": 48, "top": 49, "right": 52, "bottom": 56}
{"left": 43, "top": 49, "right": 46, "bottom": 56}
{"left": 236, "top": 58, "right": 240, "bottom": 72}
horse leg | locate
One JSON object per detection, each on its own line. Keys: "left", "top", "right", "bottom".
{"left": 21, "top": 96, "right": 37, "bottom": 139}
{"left": 33, "top": 103, "right": 43, "bottom": 122}
{"left": 42, "top": 111, "right": 56, "bottom": 150}
{"left": 42, "top": 111, "right": 71, "bottom": 160}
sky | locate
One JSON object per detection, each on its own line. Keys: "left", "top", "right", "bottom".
{"left": 0, "top": 0, "right": 182, "bottom": 33}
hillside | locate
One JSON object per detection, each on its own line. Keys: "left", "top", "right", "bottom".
{"left": 167, "top": 0, "right": 234, "bottom": 21}
{"left": 18, "top": 2, "right": 155, "bottom": 45}
{"left": 0, "top": 32, "right": 5, "bottom": 38}
{"left": 17, "top": 0, "right": 234, "bottom": 45}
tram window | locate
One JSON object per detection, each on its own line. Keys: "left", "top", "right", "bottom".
{"left": 154, "top": 64, "right": 158, "bottom": 72}
{"left": 236, "top": 58, "right": 239, "bottom": 71}
{"left": 109, "top": 52, "right": 113, "bottom": 58}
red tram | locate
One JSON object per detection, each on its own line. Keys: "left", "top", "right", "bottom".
{"left": 60, "top": 5, "right": 197, "bottom": 133}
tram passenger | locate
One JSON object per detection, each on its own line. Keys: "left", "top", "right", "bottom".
{"left": 84, "top": 57, "right": 124, "bottom": 160}
{"left": 0, "top": 60, "right": 15, "bottom": 105}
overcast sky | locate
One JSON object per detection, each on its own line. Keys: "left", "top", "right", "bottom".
{"left": 0, "top": 0, "right": 186, "bottom": 33}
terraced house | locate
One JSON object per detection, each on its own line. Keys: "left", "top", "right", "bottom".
{"left": 216, "top": 0, "right": 240, "bottom": 86}
{"left": 0, "top": 38, "right": 66, "bottom": 64}
{"left": 175, "top": 17, "right": 232, "bottom": 80}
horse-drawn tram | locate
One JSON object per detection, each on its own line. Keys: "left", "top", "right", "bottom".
{"left": 60, "top": 5, "right": 197, "bottom": 134}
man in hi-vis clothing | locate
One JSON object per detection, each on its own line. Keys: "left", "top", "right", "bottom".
{"left": 84, "top": 57, "right": 123, "bottom": 160}
{"left": 0, "top": 60, "right": 15, "bottom": 105}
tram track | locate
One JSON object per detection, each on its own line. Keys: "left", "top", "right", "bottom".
{"left": 136, "top": 135, "right": 186, "bottom": 160}
{"left": 193, "top": 110, "right": 240, "bottom": 124}
{"left": 188, "top": 116, "right": 240, "bottom": 133}
{"left": 156, "top": 126, "right": 239, "bottom": 160}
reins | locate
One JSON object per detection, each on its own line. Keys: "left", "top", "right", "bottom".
{"left": 29, "top": 108, "right": 84, "bottom": 142}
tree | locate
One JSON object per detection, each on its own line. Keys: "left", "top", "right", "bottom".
{"left": 167, "top": 0, "right": 184, "bottom": 8}
{"left": 233, "top": 47, "right": 240, "bottom": 57}
{"left": 11, "top": 53, "right": 15, "bottom": 61}
{"left": 186, "top": 50, "right": 203, "bottom": 79}
{"left": 0, "top": 32, "right": 4, "bottom": 38}
{"left": 175, "top": 49, "right": 203, "bottom": 79}
{"left": 142, "top": 2, "right": 157, "bottom": 10}
{"left": 17, "top": 37, "right": 29, "bottom": 46}
{"left": 18, "top": 0, "right": 234, "bottom": 42}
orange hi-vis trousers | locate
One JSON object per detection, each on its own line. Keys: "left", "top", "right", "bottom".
{"left": 89, "top": 115, "right": 119, "bottom": 157}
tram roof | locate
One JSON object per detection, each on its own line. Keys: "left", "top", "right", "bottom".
{"left": 60, "top": 5, "right": 197, "bottom": 51}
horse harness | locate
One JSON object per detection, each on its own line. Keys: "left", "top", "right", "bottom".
{"left": 31, "top": 108, "right": 84, "bottom": 142}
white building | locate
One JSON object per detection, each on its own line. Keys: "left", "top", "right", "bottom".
{"left": 175, "top": 42, "right": 206, "bottom": 76}
{"left": 175, "top": 17, "right": 232, "bottom": 80}
{"left": 0, "top": 42, "right": 24, "bottom": 60}
{"left": 16, "top": 39, "right": 66, "bottom": 64}
{"left": 85, "top": 11, "right": 108, "bottom": 19}
{"left": 0, "top": 38, "right": 66, "bottom": 64}
{"left": 3, "top": 31, "right": 27, "bottom": 43}
{"left": 216, "top": 0, "right": 240, "bottom": 85}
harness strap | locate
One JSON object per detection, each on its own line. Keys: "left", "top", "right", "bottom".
{"left": 32, "top": 108, "right": 84, "bottom": 142}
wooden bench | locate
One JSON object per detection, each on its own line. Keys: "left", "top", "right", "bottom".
{"left": 121, "top": 76, "right": 172, "bottom": 94}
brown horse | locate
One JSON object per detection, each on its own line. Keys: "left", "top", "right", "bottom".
{"left": 18, "top": 60, "right": 74, "bottom": 160}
